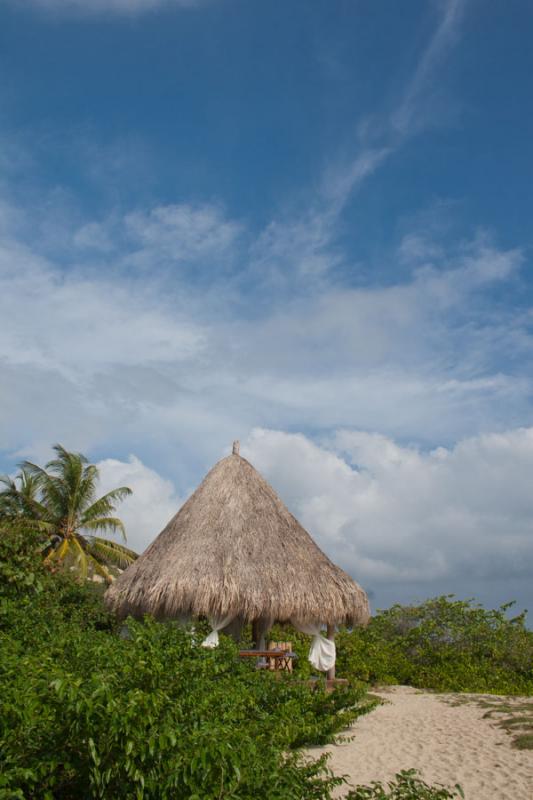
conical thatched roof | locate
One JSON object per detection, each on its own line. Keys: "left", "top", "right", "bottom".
{"left": 105, "top": 444, "right": 369, "bottom": 626}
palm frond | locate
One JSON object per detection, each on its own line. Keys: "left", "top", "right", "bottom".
{"left": 0, "top": 476, "right": 20, "bottom": 517}
{"left": 0, "top": 470, "right": 49, "bottom": 523}
{"left": 72, "top": 536, "right": 89, "bottom": 581}
{"left": 47, "top": 448, "right": 89, "bottom": 523}
{"left": 19, "top": 461, "right": 50, "bottom": 484}
{"left": 87, "top": 537, "right": 138, "bottom": 568}
{"left": 82, "top": 488, "right": 132, "bottom": 525}
{"left": 82, "top": 516, "right": 127, "bottom": 540}
{"left": 20, "top": 461, "right": 67, "bottom": 517}
{"left": 0, "top": 474, "right": 17, "bottom": 492}
{"left": 15, "top": 446, "right": 132, "bottom": 580}
{"left": 27, "top": 518, "right": 55, "bottom": 535}
{"left": 44, "top": 536, "right": 70, "bottom": 564}
{"left": 46, "top": 444, "right": 89, "bottom": 472}
{"left": 89, "top": 556, "right": 114, "bottom": 584}
{"left": 77, "top": 464, "right": 98, "bottom": 511}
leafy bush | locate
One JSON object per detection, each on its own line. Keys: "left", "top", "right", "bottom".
{"left": 0, "top": 520, "right": 45, "bottom": 597}
{"left": 2, "top": 620, "right": 358, "bottom": 798}
{"left": 269, "top": 597, "right": 533, "bottom": 695}
{"left": 0, "top": 523, "right": 373, "bottom": 799}
{"left": 3, "top": 528, "right": 524, "bottom": 798}
{"left": 268, "top": 622, "right": 317, "bottom": 679}
{"left": 335, "top": 596, "right": 533, "bottom": 695}
{"left": 346, "top": 770, "right": 464, "bottom": 799}
{"left": 0, "top": 519, "right": 114, "bottom": 637}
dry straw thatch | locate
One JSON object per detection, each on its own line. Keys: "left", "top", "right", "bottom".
{"left": 105, "top": 443, "right": 369, "bottom": 626}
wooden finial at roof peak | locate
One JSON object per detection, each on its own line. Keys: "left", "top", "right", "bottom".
{"left": 232, "top": 440, "right": 240, "bottom": 455}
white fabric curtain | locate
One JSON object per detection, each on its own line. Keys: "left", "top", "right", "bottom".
{"left": 292, "top": 621, "right": 336, "bottom": 672}
{"left": 201, "top": 613, "right": 235, "bottom": 648}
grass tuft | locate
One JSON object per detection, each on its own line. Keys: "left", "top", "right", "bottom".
{"left": 513, "top": 733, "right": 533, "bottom": 750}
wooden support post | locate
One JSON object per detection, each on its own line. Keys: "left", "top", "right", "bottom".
{"left": 326, "top": 623, "right": 336, "bottom": 682}
{"left": 252, "top": 618, "right": 270, "bottom": 668}
{"left": 252, "top": 618, "right": 269, "bottom": 651}
{"left": 251, "top": 619, "right": 260, "bottom": 650}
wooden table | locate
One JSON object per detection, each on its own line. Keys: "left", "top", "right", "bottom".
{"left": 238, "top": 649, "right": 297, "bottom": 672}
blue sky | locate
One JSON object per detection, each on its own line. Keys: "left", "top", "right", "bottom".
{"left": 1, "top": 0, "right": 533, "bottom": 614}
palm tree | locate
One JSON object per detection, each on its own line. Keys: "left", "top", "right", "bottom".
{"left": 0, "top": 468, "right": 47, "bottom": 522}
{"left": 0, "top": 445, "right": 137, "bottom": 583}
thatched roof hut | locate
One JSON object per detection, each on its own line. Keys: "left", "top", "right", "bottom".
{"left": 105, "top": 442, "right": 369, "bottom": 632}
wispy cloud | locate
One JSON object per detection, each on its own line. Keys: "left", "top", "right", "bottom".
{"left": 0, "top": 234, "right": 206, "bottom": 381}
{"left": 69, "top": 202, "right": 244, "bottom": 280}
{"left": 392, "top": 0, "right": 466, "bottom": 135}
{"left": 325, "top": 0, "right": 468, "bottom": 209}
{"left": 8, "top": 0, "right": 205, "bottom": 16}
{"left": 1, "top": 182, "right": 530, "bottom": 470}
{"left": 248, "top": 1, "right": 469, "bottom": 291}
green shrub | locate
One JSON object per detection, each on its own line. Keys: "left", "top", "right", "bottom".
{"left": 335, "top": 596, "right": 533, "bottom": 695}
{"left": 0, "top": 519, "right": 115, "bottom": 639}
{"left": 0, "top": 524, "right": 372, "bottom": 799}
{"left": 346, "top": 770, "right": 464, "bottom": 799}
{"left": 4, "top": 525, "right": 527, "bottom": 798}
{"left": 268, "top": 622, "right": 316, "bottom": 679}
{"left": 1, "top": 614, "right": 371, "bottom": 799}
{"left": 0, "top": 520, "right": 45, "bottom": 598}
{"left": 247, "top": 596, "right": 533, "bottom": 695}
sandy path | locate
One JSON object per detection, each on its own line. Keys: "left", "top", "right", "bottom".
{"left": 309, "top": 686, "right": 533, "bottom": 799}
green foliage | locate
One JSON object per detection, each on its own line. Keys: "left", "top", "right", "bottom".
{"left": 476, "top": 698, "right": 533, "bottom": 749}
{"left": 335, "top": 596, "right": 533, "bottom": 695}
{"left": 0, "top": 520, "right": 45, "bottom": 598}
{"left": 346, "top": 770, "right": 464, "bottom": 800}
{"left": 0, "top": 536, "right": 370, "bottom": 799}
{"left": 3, "top": 534, "right": 525, "bottom": 797}
{"left": 268, "top": 622, "right": 316, "bottom": 679}
{"left": 0, "top": 444, "right": 137, "bottom": 582}
{"left": 0, "top": 518, "right": 116, "bottom": 637}
{"left": 513, "top": 733, "right": 533, "bottom": 750}
{"left": 0, "top": 468, "right": 45, "bottom": 521}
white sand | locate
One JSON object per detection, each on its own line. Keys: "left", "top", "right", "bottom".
{"left": 309, "top": 686, "right": 533, "bottom": 799}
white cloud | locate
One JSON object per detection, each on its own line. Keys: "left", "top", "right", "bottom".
{"left": 1, "top": 190, "right": 531, "bottom": 468}
{"left": 73, "top": 222, "right": 115, "bottom": 253}
{"left": 242, "top": 427, "right": 533, "bottom": 607}
{"left": 1, "top": 187, "right": 532, "bottom": 610}
{"left": 321, "top": 147, "right": 392, "bottom": 213}
{"left": 2, "top": 0, "right": 530, "bottom": 617}
{"left": 398, "top": 234, "right": 445, "bottom": 264}
{"left": 250, "top": 207, "right": 340, "bottom": 284}
{"left": 95, "top": 426, "right": 533, "bottom": 611}
{"left": 123, "top": 203, "right": 243, "bottom": 269}
{"left": 225, "top": 238, "right": 529, "bottom": 443}
{"left": 392, "top": 0, "right": 466, "bottom": 135}
{"left": 96, "top": 455, "right": 185, "bottom": 553}
{"left": 246, "top": 0, "right": 470, "bottom": 293}
{"left": 323, "top": 0, "right": 468, "bottom": 211}
{"left": 13, "top": 0, "right": 203, "bottom": 15}
{"left": 0, "top": 240, "right": 205, "bottom": 379}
